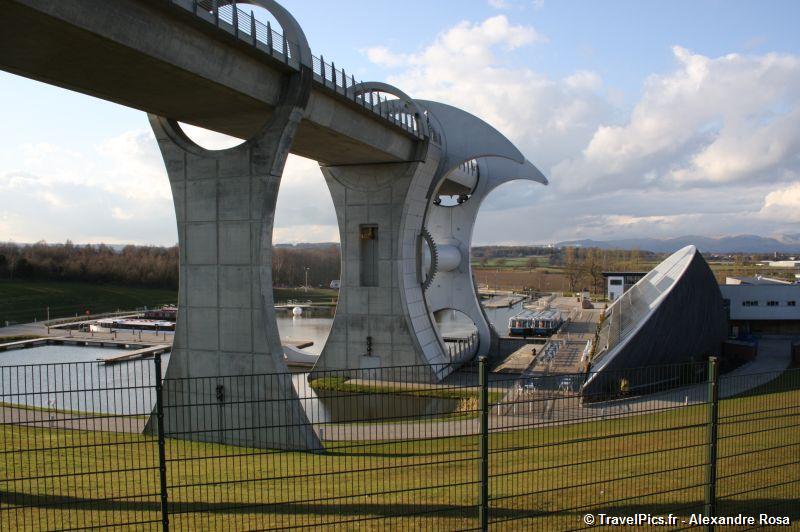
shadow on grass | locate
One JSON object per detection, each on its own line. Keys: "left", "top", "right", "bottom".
{"left": 3, "top": 491, "right": 799, "bottom": 522}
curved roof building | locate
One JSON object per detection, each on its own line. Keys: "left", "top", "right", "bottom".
{"left": 583, "top": 245, "right": 727, "bottom": 399}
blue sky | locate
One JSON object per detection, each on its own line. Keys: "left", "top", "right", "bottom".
{"left": 2, "top": 0, "right": 799, "bottom": 245}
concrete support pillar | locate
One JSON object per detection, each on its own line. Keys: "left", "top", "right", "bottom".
{"left": 146, "top": 70, "right": 321, "bottom": 450}
{"left": 312, "top": 148, "right": 452, "bottom": 382}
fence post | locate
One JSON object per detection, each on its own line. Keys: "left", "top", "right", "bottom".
{"left": 154, "top": 353, "right": 169, "bottom": 531}
{"left": 704, "top": 356, "right": 719, "bottom": 531}
{"left": 478, "top": 356, "right": 489, "bottom": 531}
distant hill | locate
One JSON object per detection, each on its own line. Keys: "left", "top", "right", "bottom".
{"left": 274, "top": 242, "right": 339, "bottom": 249}
{"left": 555, "top": 234, "right": 800, "bottom": 254}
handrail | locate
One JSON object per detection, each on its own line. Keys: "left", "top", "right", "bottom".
{"left": 178, "top": 0, "right": 424, "bottom": 138}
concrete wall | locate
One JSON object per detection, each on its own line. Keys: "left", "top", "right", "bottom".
{"left": 721, "top": 285, "right": 800, "bottom": 321}
{"left": 147, "top": 96, "right": 320, "bottom": 450}
{"left": 312, "top": 147, "right": 450, "bottom": 382}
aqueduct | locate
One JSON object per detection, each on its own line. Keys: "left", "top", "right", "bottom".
{"left": 0, "top": 0, "right": 548, "bottom": 449}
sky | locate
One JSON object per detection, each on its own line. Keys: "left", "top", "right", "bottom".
{"left": 1, "top": 0, "right": 799, "bottom": 246}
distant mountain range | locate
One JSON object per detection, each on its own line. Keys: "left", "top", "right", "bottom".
{"left": 555, "top": 234, "right": 800, "bottom": 254}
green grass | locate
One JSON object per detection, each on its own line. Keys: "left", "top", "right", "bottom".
{"left": 0, "top": 280, "right": 177, "bottom": 325}
{"left": 0, "top": 401, "right": 148, "bottom": 420}
{"left": 310, "top": 376, "right": 506, "bottom": 404}
{"left": 2, "top": 376, "right": 797, "bottom": 530}
{"left": 272, "top": 287, "right": 339, "bottom": 304}
{"left": 471, "top": 255, "right": 552, "bottom": 269}
{"left": 0, "top": 282, "right": 341, "bottom": 326}
{"left": 0, "top": 335, "right": 42, "bottom": 343}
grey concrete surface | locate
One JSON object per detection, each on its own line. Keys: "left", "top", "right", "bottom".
{"left": 0, "top": 0, "right": 417, "bottom": 164}
{"left": 145, "top": 24, "right": 321, "bottom": 448}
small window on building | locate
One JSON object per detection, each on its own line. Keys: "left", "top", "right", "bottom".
{"left": 609, "top": 279, "right": 622, "bottom": 286}
{"left": 767, "top": 300, "right": 779, "bottom": 307}
{"left": 359, "top": 225, "right": 378, "bottom": 287}
{"left": 789, "top": 301, "right": 797, "bottom": 307}
{"left": 742, "top": 300, "right": 759, "bottom": 307}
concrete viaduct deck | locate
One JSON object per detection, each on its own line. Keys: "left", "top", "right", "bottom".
{"left": 0, "top": 0, "right": 419, "bottom": 165}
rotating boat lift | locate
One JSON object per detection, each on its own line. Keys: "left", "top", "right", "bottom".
{"left": 141, "top": 0, "right": 547, "bottom": 448}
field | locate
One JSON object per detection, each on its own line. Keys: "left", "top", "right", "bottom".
{"left": 0, "top": 280, "right": 177, "bottom": 325}
{"left": 272, "top": 287, "right": 338, "bottom": 304}
{"left": 1, "top": 373, "right": 797, "bottom": 530}
{"left": 473, "top": 268, "right": 571, "bottom": 292}
{"left": 0, "top": 282, "right": 342, "bottom": 326}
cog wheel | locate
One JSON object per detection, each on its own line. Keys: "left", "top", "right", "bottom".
{"left": 421, "top": 228, "right": 439, "bottom": 291}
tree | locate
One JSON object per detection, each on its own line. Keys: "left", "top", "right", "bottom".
{"left": 628, "top": 247, "right": 641, "bottom": 271}
{"left": 583, "top": 248, "right": 604, "bottom": 295}
{"left": 564, "top": 247, "right": 581, "bottom": 292}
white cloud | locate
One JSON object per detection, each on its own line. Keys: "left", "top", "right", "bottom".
{"left": 488, "top": 0, "right": 511, "bottom": 9}
{"left": 364, "top": 46, "right": 409, "bottom": 68}
{"left": 365, "top": 24, "right": 800, "bottom": 244}
{"left": 759, "top": 182, "right": 800, "bottom": 223}
{"left": 4, "top": 16, "right": 799, "bottom": 247}
{"left": 554, "top": 47, "right": 800, "bottom": 193}
{"left": 564, "top": 70, "right": 603, "bottom": 91}
{"left": 366, "top": 16, "right": 602, "bottom": 174}
{"left": 111, "top": 207, "right": 134, "bottom": 220}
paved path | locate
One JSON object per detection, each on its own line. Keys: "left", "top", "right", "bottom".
{"left": 317, "top": 338, "right": 794, "bottom": 441}
{"left": 0, "top": 404, "right": 147, "bottom": 433}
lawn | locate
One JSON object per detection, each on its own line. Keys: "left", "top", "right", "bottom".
{"left": 272, "top": 287, "right": 339, "bottom": 304}
{"left": 1, "top": 374, "right": 797, "bottom": 530}
{"left": 0, "top": 280, "right": 178, "bottom": 325}
{"left": 0, "top": 282, "right": 341, "bottom": 326}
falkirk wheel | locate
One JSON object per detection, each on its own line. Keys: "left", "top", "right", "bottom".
{"left": 312, "top": 97, "right": 548, "bottom": 382}
{"left": 148, "top": 0, "right": 547, "bottom": 450}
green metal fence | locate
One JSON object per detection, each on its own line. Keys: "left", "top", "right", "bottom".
{"left": 1, "top": 355, "right": 798, "bottom": 530}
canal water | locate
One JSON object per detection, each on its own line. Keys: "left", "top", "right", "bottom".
{"left": 0, "top": 345, "right": 164, "bottom": 415}
{"left": 0, "top": 301, "right": 523, "bottom": 420}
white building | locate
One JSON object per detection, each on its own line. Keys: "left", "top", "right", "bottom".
{"left": 720, "top": 281, "right": 800, "bottom": 335}
{"left": 768, "top": 260, "right": 800, "bottom": 268}
{"left": 602, "top": 271, "right": 647, "bottom": 301}
{"left": 725, "top": 275, "right": 792, "bottom": 286}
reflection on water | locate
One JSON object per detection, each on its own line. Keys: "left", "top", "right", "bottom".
{"left": 0, "top": 345, "right": 166, "bottom": 415}
{"left": 0, "top": 300, "right": 523, "bottom": 419}
{"left": 277, "top": 301, "right": 527, "bottom": 354}
{"left": 292, "top": 373, "right": 460, "bottom": 424}
{"left": 434, "top": 309, "right": 477, "bottom": 339}
{"left": 276, "top": 307, "right": 335, "bottom": 355}
{"left": 483, "top": 301, "right": 526, "bottom": 336}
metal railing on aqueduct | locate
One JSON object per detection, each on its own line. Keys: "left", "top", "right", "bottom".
{"left": 1, "top": 356, "right": 798, "bottom": 530}
{"left": 184, "top": 0, "right": 425, "bottom": 138}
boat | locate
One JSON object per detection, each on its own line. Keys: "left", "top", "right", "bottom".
{"left": 508, "top": 309, "right": 563, "bottom": 337}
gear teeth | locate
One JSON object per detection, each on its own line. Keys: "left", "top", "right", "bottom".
{"left": 421, "top": 228, "right": 439, "bottom": 291}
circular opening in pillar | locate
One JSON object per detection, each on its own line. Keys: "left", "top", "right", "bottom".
{"left": 433, "top": 309, "right": 479, "bottom": 362}
{"left": 433, "top": 160, "right": 479, "bottom": 207}
{"left": 176, "top": 122, "right": 246, "bottom": 151}
{"left": 272, "top": 155, "right": 340, "bottom": 365}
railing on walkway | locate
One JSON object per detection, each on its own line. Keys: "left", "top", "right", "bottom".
{"left": 180, "top": 0, "right": 424, "bottom": 139}
{"left": 445, "top": 332, "right": 479, "bottom": 364}
{"left": 1, "top": 356, "right": 798, "bottom": 530}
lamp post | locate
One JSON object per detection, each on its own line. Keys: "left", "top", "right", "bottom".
{"left": 304, "top": 267, "right": 310, "bottom": 293}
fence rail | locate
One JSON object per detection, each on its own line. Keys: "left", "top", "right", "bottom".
{"left": 1, "top": 355, "right": 798, "bottom": 530}
{"left": 179, "top": 0, "right": 424, "bottom": 139}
